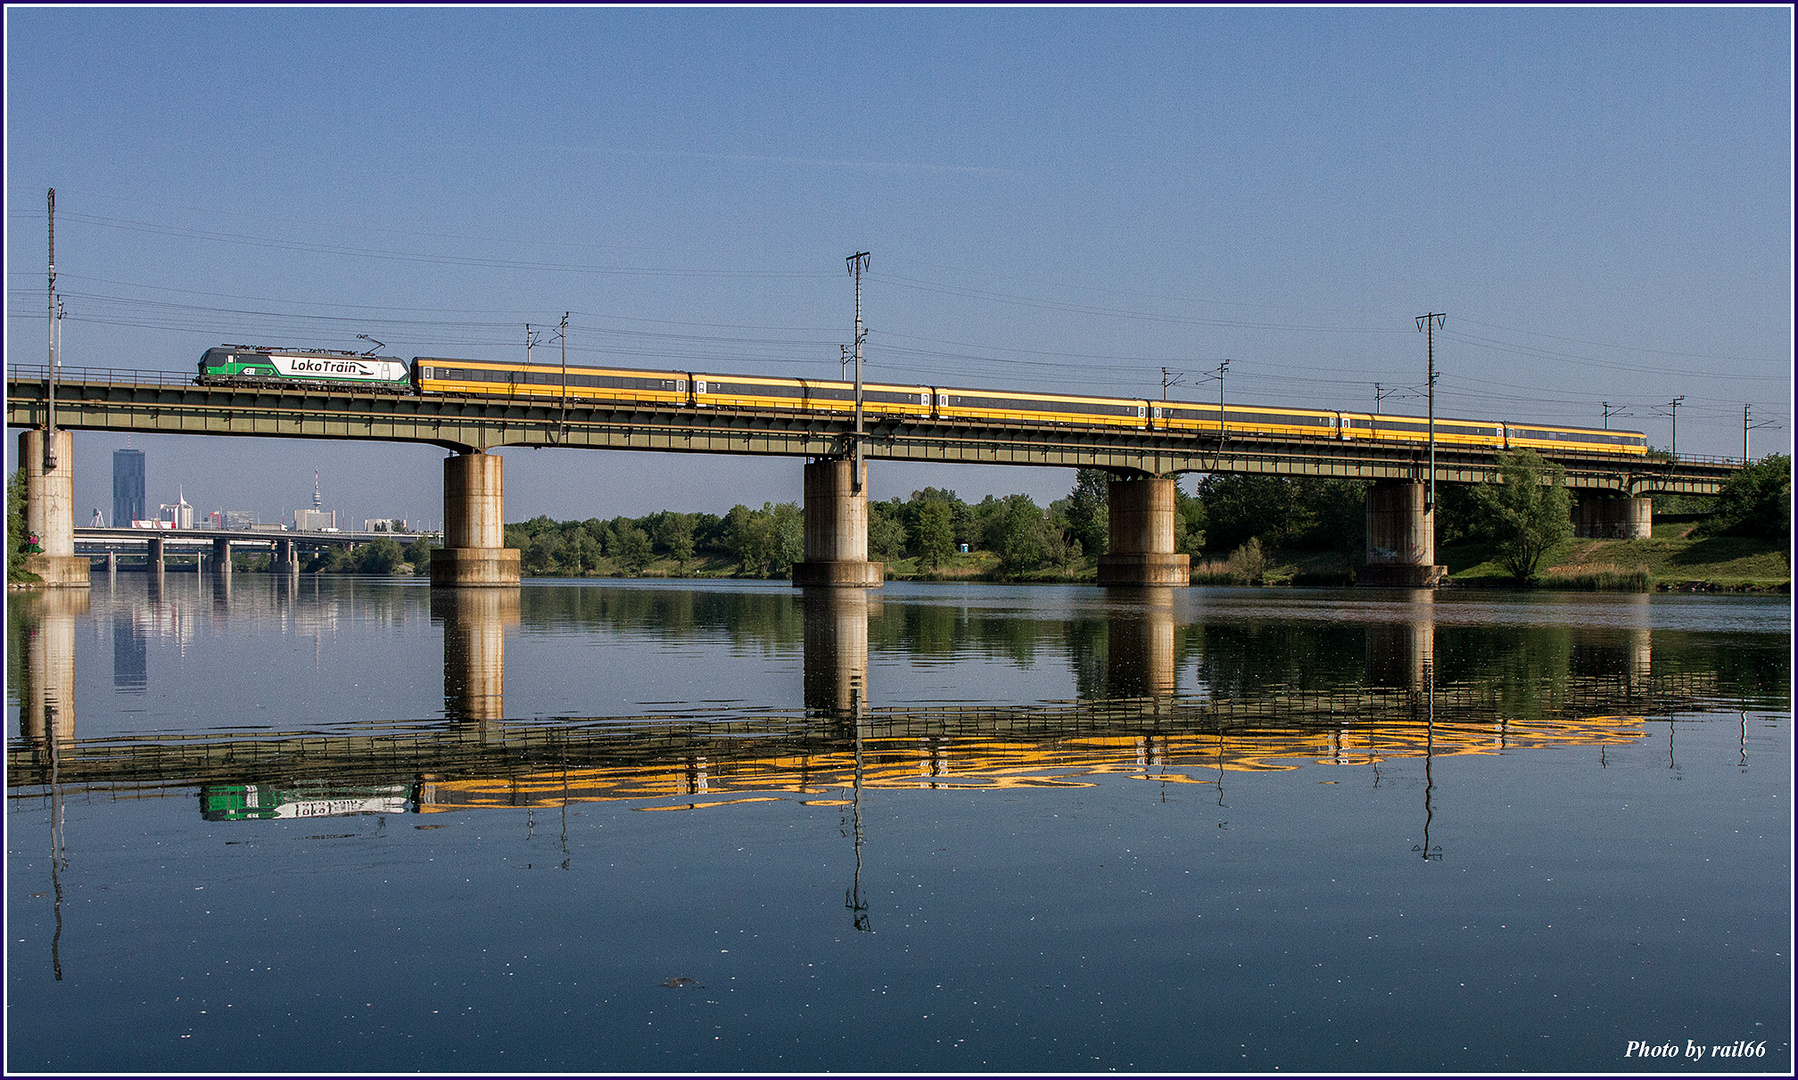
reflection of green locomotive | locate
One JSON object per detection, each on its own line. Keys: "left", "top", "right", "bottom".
{"left": 196, "top": 345, "right": 411, "bottom": 391}
{"left": 200, "top": 782, "right": 416, "bottom": 821}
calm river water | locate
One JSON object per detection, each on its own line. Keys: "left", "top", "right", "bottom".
{"left": 6, "top": 573, "right": 1791, "bottom": 1074}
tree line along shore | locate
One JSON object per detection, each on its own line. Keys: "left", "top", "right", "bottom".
{"left": 9, "top": 452, "right": 1790, "bottom": 591}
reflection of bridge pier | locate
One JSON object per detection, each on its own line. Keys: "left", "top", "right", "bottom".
{"left": 432, "top": 587, "right": 521, "bottom": 722}
{"left": 17, "top": 589, "right": 89, "bottom": 745}
{"left": 1104, "top": 588, "right": 1177, "bottom": 697}
{"left": 801, "top": 587, "right": 872, "bottom": 716}
{"left": 1365, "top": 590, "right": 1436, "bottom": 690}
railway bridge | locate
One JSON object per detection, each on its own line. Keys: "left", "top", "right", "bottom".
{"left": 8, "top": 363, "right": 1744, "bottom": 588}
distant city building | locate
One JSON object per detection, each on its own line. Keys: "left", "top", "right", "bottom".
{"left": 159, "top": 491, "right": 194, "bottom": 529}
{"left": 112, "top": 450, "right": 145, "bottom": 530}
{"left": 365, "top": 518, "right": 409, "bottom": 533}
{"left": 295, "top": 508, "right": 338, "bottom": 532}
{"left": 223, "top": 510, "right": 257, "bottom": 531}
{"left": 205, "top": 510, "right": 223, "bottom": 530}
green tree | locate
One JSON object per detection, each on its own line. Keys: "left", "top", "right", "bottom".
{"left": 868, "top": 499, "right": 909, "bottom": 562}
{"left": 913, "top": 499, "right": 955, "bottom": 568}
{"left": 613, "top": 523, "right": 654, "bottom": 573}
{"left": 1226, "top": 536, "right": 1268, "bottom": 585}
{"left": 1063, "top": 469, "right": 1110, "bottom": 557}
{"left": 1699, "top": 453, "right": 1790, "bottom": 541}
{"left": 352, "top": 537, "right": 405, "bottom": 574}
{"left": 7, "top": 470, "right": 31, "bottom": 583}
{"left": 985, "top": 494, "right": 1055, "bottom": 575}
{"left": 1471, "top": 449, "right": 1574, "bottom": 583}
{"left": 403, "top": 535, "right": 434, "bottom": 569}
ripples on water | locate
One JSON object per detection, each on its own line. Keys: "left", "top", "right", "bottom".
{"left": 5, "top": 575, "right": 1790, "bottom": 1073}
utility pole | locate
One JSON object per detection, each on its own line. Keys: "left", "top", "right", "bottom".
{"left": 559, "top": 311, "right": 570, "bottom": 435}
{"left": 46, "top": 188, "right": 57, "bottom": 469}
{"left": 1161, "top": 367, "right": 1185, "bottom": 400}
{"left": 1374, "top": 382, "right": 1401, "bottom": 415}
{"left": 1742, "top": 404, "right": 1778, "bottom": 462}
{"left": 1416, "top": 313, "right": 1445, "bottom": 514}
{"left": 1601, "top": 401, "right": 1626, "bottom": 430}
{"left": 846, "top": 252, "right": 870, "bottom": 493}
{"left": 1658, "top": 396, "right": 1685, "bottom": 460}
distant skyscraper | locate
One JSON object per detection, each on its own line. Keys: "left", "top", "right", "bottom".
{"left": 113, "top": 450, "right": 145, "bottom": 527}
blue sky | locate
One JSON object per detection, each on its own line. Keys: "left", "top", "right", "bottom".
{"left": 6, "top": 6, "right": 1791, "bottom": 530}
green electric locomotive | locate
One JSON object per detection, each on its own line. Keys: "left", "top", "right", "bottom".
{"left": 197, "top": 345, "right": 411, "bottom": 391}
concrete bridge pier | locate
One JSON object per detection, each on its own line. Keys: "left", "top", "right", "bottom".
{"left": 791, "top": 458, "right": 884, "bottom": 587}
{"left": 1362, "top": 480, "right": 1445, "bottom": 587}
{"left": 17, "top": 429, "right": 90, "bottom": 588}
{"left": 1096, "top": 476, "right": 1190, "bottom": 586}
{"left": 147, "top": 535, "right": 166, "bottom": 580}
{"left": 431, "top": 451, "right": 521, "bottom": 586}
{"left": 212, "top": 537, "right": 232, "bottom": 576}
{"left": 270, "top": 538, "right": 298, "bottom": 574}
{"left": 1575, "top": 493, "right": 1652, "bottom": 539}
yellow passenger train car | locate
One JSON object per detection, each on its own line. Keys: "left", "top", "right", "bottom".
{"left": 935, "top": 386, "right": 1148, "bottom": 428}
{"left": 692, "top": 372, "right": 934, "bottom": 417}
{"left": 412, "top": 357, "right": 691, "bottom": 407}
{"left": 373, "top": 349, "right": 1651, "bottom": 459}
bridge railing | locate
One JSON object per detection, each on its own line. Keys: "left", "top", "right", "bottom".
{"left": 8, "top": 363, "right": 195, "bottom": 388}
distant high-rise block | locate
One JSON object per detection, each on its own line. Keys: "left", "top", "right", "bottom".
{"left": 113, "top": 450, "right": 145, "bottom": 528}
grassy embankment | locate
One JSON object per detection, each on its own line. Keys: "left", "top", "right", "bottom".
{"left": 499, "top": 524, "right": 1789, "bottom": 591}
{"left": 1438, "top": 520, "right": 1789, "bottom": 592}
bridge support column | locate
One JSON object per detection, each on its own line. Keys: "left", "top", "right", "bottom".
{"left": 212, "top": 537, "right": 232, "bottom": 576}
{"left": 1574, "top": 493, "right": 1651, "bottom": 539}
{"left": 17, "top": 429, "right": 89, "bottom": 587}
{"left": 1096, "top": 476, "right": 1190, "bottom": 586}
{"left": 791, "top": 458, "right": 884, "bottom": 587}
{"left": 1362, "top": 480, "right": 1445, "bottom": 587}
{"left": 147, "top": 535, "right": 166, "bottom": 579}
{"left": 431, "top": 451, "right": 520, "bottom": 587}
{"left": 270, "top": 538, "right": 297, "bottom": 573}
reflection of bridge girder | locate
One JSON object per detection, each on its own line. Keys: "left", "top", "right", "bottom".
{"left": 6, "top": 671, "right": 1726, "bottom": 799}
{"left": 8, "top": 371, "right": 1735, "bottom": 494}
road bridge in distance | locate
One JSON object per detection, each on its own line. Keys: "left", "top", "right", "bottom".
{"left": 70, "top": 526, "right": 428, "bottom": 573}
{"left": 9, "top": 364, "right": 1744, "bottom": 589}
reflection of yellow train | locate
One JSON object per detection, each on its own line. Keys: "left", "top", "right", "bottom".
{"left": 402, "top": 356, "right": 1649, "bottom": 457}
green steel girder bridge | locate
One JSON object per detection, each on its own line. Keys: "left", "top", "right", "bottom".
{"left": 6, "top": 364, "right": 1741, "bottom": 497}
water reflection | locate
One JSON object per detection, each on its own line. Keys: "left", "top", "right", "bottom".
{"left": 9, "top": 581, "right": 1787, "bottom": 812}
{"left": 801, "top": 587, "right": 872, "bottom": 718}
{"left": 432, "top": 587, "right": 521, "bottom": 724}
